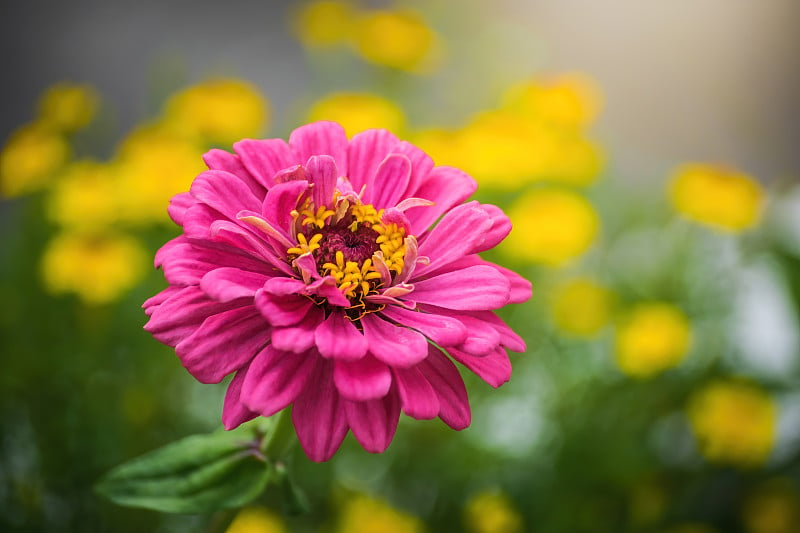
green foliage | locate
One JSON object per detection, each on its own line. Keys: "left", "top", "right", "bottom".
{"left": 95, "top": 426, "right": 272, "bottom": 514}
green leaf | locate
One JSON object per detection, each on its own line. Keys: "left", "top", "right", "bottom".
{"left": 95, "top": 426, "right": 272, "bottom": 514}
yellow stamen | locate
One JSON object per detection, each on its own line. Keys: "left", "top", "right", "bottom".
{"left": 287, "top": 232, "right": 322, "bottom": 256}
{"left": 301, "top": 205, "right": 336, "bottom": 228}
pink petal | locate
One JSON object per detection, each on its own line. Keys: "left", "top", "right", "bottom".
{"left": 392, "top": 141, "right": 435, "bottom": 200}
{"left": 361, "top": 314, "right": 429, "bottom": 368}
{"left": 410, "top": 265, "right": 511, "bottom": 311}
{"left": 452, "top": 314, "right": 501, "bottom": 356}
{"left": 415, "top": 202, "right": 492, "bottom": 276}
{"left": 306, "top": 277, "right": 351, "bottom": 307}
{"left": 366, "top": 153, "right": 412, "bottom": 209}
{"left": 315, "top": 312, "right": 368, "bottom": 360}
{"left": 175, "top": 305, "right": 269, "bottom": 384}
{"left": 418, "top": 304, "right": 527, "bottom": 353}
{"left": 417, "top": 345, "right": 471, "bottom": 430}
{"left": 144, "top": 286, "right": 242, "bottom": 346}
{"left": 404, "top": 166, "right": 477, "bottom": 236}
{"left": 306, "top": 155, "right": 338, "bottom": 208}
{"left": 263, "top": 276, "right": 307, "bottom": 295}
{"left": 156, "top": 238, "right": 272, "bottom": 286}
{"left": 344, "top": 392, "right": 400, "bottom": 453}
{"left": 233, "top": 138, "right": 296, "bottom": 189}
{"left": 143, "top": 286, "right": 181, "bottom": 316}
{"left": 333, "top": 354, "right": 392, "bottom": 401}
{"left": 190, "top": 170, "right": 262, "bottom": 222}
{"left": 241, "top": 346, "right": 318, "bottom": 417}
{"left": 379, "top": 306, "right": 467, "bottom": 346}
{"left": 448, "top": 346, "right": 512, "bottom": 388}
{"left": 203, "top": 148, "right": 265, "bottom": 197}
{"left": 271, "top": 306, "right": 324, "bottom": 353}
{"left": 222, "top": 365, "right": 258, "bottom": 430}
{"left": 261, "top": 179, "right": 310, "bottom": 241}
{"left": 182, "top": 203, "right": 220, "bottom": 241}
{"left": 292, "top": 360, "right": 349, "bottom": 462}
{"left": 254, "top": 288, "right": 313, "bottom": 327}
{"left": 200, "top": 267, "right": 270, "bottom": 302}
{"left": 487, "top": 262, "right": 533, "bottom": 305}
{"left": 209, "top": 220, "right": 294, "bottom": 276}
{"left": 167, "top": 192, "right": 194, "bottom": 226}
{"left": 470, "top": 204, "right": 512, "bottom": 254}
{"left": 289, "top": 122, "right": 348, "bottom": 176}
{"left": 346, "top": 128, "right": 400, "bottom": 191}
{"left": 392, "top": 366, "right": 439, "bottom": 420}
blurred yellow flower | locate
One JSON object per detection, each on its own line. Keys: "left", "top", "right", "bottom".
{"left": 463, "top": 490, "right": 523, "bottom": 533}
{"left": 164, "top": 79, "right": 268, "bottom": 146}
{"left": 615, "top": 303, "right": 691, "bottom": 378}
{"left": 743, "top": 479, "right": 800, "bottom": 533}
{"left": 225, "top": 506, "right": 287, "bottom": 533}
{"left": 113, "top": 124, "right": 206, "bottom": 225}
{"left": 457, "top": 111, "right": 556, "bottom": 190}
{"left": 669, "top": 163, "right": 764, "bottom": 232}
{"left": 551, "top": 278, "right": 614, "bottom": 337}
{"left": 416, "top": 112, "right": 602, "bottom": 190}
{"left": 292, "top": 1, "right": 355, "bottom": 48}
{"left": 502, "top": 188, "right": 599, "bottom": 266}
{"left": 47, "top": 161, "right": 119, "bottom": 229}
{"left": 501, "top": 73, "right": 603, "bottom": 129}
{"left": 308, "top": 92, "right": 406, "bottom": 137}
{"left": 352, "top": 9, "right": 442, "bottom": 73}
{"left": 41, "top": 231, "right": 148, "bottom": 305}
{"left": 36, "top": 82, "right": 99, "bottom": 133}
{"left": 0, "top": 123, "right": 70, "bottom": 197}
{"left": 337, "top": 493, "right": 424, "bottom": 533}
{"left": 688, "top": 380, "right": 777, "bottom": 467}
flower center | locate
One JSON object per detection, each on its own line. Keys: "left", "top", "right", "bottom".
{"left": 287, "top": 194, "right": 407, "bottom": 303}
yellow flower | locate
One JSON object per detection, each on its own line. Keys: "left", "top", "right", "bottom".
{"left": 669, "top": 163, "right": 764, "bottom": 232}
{"left": 113, "top": 123, "right": 206, "bottom": 225}
{"left": 41, "top": 231, "right": 148, "bottom": 305}
{"left": 502, "top": 188, "right": 599, "bottom": 266}
{"left": 463, "top": 490, "right": 523, "bottom": 533}
{"left": 743, "top": 479, "right": 800, "bottom": 533}
{"left": 0, "top": 123, "right": 70, "bottom": 197}
{"left": 687, "top": 380, "right": 777, "bottom": 467}
{"left": 457, "top": 111, "right": 556, "bottom": 190}
{"left": 291, "top": 1, "right": 355, "bottom": 48}
{"left": 615, "top": 303, "right": 691, "bottom": 378}
{"left": 36, "top": 82, "right": 99, "bottom": 133}
{"left": 550, "top": 278, "right": 614, "bottom": 337}
{"left": 307, "top": 92, "right": 406, "bottom": 137}
{"left": 352, "top": 9, "right": 443, "bottom": 73}
{"left": 337, "top": 493, "right": 424, "bottom": 533}
{"left": 164, "top": 79, "right": 268, "bottom": 146}
{"left": 546, "top": 137, "right": 605, "bottom": 187}
{"left": 46, "top": 161, "right": 119, "bottom": 229}
{"left": 501, "top": 73, "right": 603, "bottom": 129}
{"left": 225, "top": 506, "right": 286, "bottom": 533}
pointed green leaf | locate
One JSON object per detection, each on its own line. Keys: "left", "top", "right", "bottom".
{"left": 96, "top": 427, "right": 272, "bottom": 513}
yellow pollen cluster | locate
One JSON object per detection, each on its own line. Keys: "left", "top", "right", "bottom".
{"left": 295, "top": 204, "right": 336, "bottom": 228}
{"left": 322, "top": 251, "right": 382, "bottom": 298}
{"left": 286, "top": 233, "right": 322, "bottom": 256}
{"left": 286, "top": 197, "right": 408, "bottom": 301}
{"left": 375, "top": 222, "right": 405, "bottom": 274}
{"left": 349, "top": 203, "right": 383, "bottom": 230}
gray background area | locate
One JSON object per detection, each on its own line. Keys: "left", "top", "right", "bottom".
{"left": 1, "top": 0, "right": 799, "bottom": 183}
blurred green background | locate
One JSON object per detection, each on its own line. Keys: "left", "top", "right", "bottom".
{"left": 2, "top": 1, "right": 800, "bottom": 532}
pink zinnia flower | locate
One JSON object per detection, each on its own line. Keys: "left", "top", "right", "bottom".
{"left": 144, "top": 121, "right": 531, "bottom": 462}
